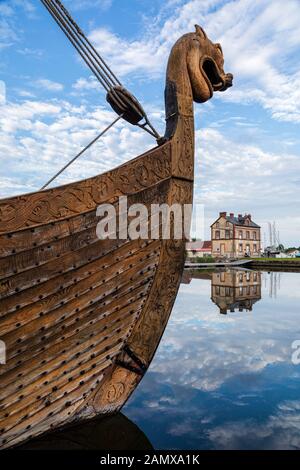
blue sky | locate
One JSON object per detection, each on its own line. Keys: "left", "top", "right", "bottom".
{"left": 0, "top": 0, "right": 300, "bottom": 245}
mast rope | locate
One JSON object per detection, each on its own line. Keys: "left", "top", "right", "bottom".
{"left": 40, "top": 0, "right": 161, "bottom": 140}
{"left": 40, "top": 114, "right": 123, "bottom": 190}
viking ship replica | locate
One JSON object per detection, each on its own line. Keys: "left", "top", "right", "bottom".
{"left": 0, "top": 0, "right": 232, "bottom": 448}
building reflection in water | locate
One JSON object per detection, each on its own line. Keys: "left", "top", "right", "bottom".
{"left": 182, "top": 269, "right": 268, "bottom": 314}
{"left": 211, "top": 270, "right": 261, "bottom": 314}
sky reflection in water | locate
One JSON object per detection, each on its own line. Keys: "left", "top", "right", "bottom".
{"left": 124, "top": 270, "right": 300, "bottom": 450}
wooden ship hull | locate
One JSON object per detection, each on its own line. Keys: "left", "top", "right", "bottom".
{"left": 0, "top": 141, "right": 192, "bottom": 449}
{"left": 0, "top": 18, "right": 232, "bottom": 448}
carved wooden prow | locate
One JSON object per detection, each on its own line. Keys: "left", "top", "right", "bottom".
{"left": 164, "top": 25, "right": 233, "bottom": 180}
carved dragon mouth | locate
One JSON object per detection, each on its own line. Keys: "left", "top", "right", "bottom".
{"left": 201, "top": 58, "right": 226, "bottom": 96}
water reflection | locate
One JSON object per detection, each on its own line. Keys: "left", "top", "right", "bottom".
{"left": 125, "top": 269, "right": 300, "bottom": 450}
{"left": 17, "top": 413, "right": 153, "bottom": 450}
{"left": 211, "top": 270, "right": 262, "bottom": 314}
{"left": 18, "top": 269, "right": 300, "bottom": 450}
{"left": 183, "top": 268, "right": 283, "bottom": 313}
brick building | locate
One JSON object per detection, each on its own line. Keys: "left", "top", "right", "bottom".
{"left": 211, "top": 212, "right": 261, "bottom": 258}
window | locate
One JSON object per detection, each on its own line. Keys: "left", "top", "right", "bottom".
{"left": 253, "top": 232, "right": 257, "bottom": 240}
{"left": 215, "top": 286, "right": 220, "bottom": 295}
{"left": 239, "top": 287, "right": 243, "bottom": 295}
{"left": 246, "top": 272, "right": 250, "bottom": 282}
{"left": 216, "top": 222, "right": 220, "bottom": 228}
{"left": 215, "top": 230, "right": 220, "bottom": 239}
{"left": 239, "top": 230, "right": 243, "bottom": 239}
{"left": 253, "top": 286, "right": 257, "bottom": 294}
{"left": 239, "top": 273, "right": 243, "bottom": 282}
{"left": 225, "top": 230, "right": 230, "bottom": 239}
{"left": 253, "top": 273, "right": 257, "bottom": 281}
{"left": 239, "top": 243, "right": 243, "bottom": 252}
{"left": 254, "top": 244, "right": 257, "bottom": 252}
{"left": 246, "top": 231, "right": 250, "bottom": 239}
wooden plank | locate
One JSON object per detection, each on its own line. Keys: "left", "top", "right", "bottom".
{"left": 0, "top": 241, "right": 159, "bottom": 336}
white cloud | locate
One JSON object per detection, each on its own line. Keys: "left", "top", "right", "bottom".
{"left": 1, "top": 0, "right": 300, "bottom": 245}
{"left": 89, "top": 28, "right": 168, "bottom": 79}
{"left": 0, "top": 3, "right": 14, "bottom": 17}
{"left": 0, "top": 92, "right": 299, "bottom": 243}
{"left": 0, "top": 81, "right": 6, "bottom": 105}
{"left": 17, "top": 47, "right": 43, "bottom": 58}
{"left": 0, "top": 98, "right": 153, "bottom": 196}
{"left": 147, "top": 272, "right": 300, "bottom": 394}
{"left": 72, "top": 76, "right": 99, "bottom": 91}
{"left": 0, "top": 0, "right": 36, "bottom": 49}
{"left": 0, "top": 100, "right": 61, "bottom": 134}
{"left": 87, "top": 0, "right": 300, "bottom": 122}
{"left": 191, "top": 127, "right": 300, "bottom": 244}
{"left": 209, "top": 399, "right": 300, "bottom": 449}
{"left": 34, "top": 79, "right": 64, "bottom": 92}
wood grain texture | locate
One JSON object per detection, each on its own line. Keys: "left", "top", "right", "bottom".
{"left": 0, "top": 24, "right": 233, "bottom": 448}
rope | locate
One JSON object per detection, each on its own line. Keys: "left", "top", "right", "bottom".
{"left": 40, "top": 115, "right": 123, "bottom": 190}
{"left": 40, "top": 0, "right": 161, "bottom": 140}
{"left": 39, "top": 0, "right": 161, "bottom": 189}
{"left": 41, "top": 0, "right": 127, "bottom": 111}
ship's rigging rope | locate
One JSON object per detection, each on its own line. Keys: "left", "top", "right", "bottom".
{"left": 40, "top": 115, "right": 123, "bottom": 190}
{"left": 40, "top": 0, "right": 160, "bottom": 140}
{"left": 39, "top": 0, "right": 162, "bottom": 189}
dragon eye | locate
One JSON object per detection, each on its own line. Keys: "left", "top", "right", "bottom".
{"left": 215, "top": 43, "right": 223, "bottom": 55}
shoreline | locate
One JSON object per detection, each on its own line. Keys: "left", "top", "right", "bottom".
{"left": 185, "top": 258, "right": 300, "bottom": 272}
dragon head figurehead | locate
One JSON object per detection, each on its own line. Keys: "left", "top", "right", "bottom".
{"left": 166, "top": 24, "right": 233, "bottom": 104}
{"left": 189, "top": 25, "right": 233, "bottom": 102}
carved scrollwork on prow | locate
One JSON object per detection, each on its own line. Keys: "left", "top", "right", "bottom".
{"left": 0, "top": 143, "right": 172, "bottom": 234}
{"left": 91, "top": 367, "right": 139, "bottom": 414}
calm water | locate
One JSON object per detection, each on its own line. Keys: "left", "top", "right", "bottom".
{"left": 124, "top": 269, "right": 300, "bottom": 450}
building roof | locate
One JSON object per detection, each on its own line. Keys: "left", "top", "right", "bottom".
{"left": 225, "top": 215, "right": 260, "bottom": 228}
{"left": 186, "top": 241, "right": 212, "bottom": 251}
{"left": 211, "top": 212, "right": 260, "bottom": 228}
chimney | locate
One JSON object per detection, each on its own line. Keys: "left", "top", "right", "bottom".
{"left": 248, "top": 214, "right": 252, "bottom": 220}
{"left": 238, "top": 213, "right": 242, "bottom": 220}
{"left": 230, "top": 212, "right": 234, "bottom": 218}
{"left": 219, "top": 211, "right": 227, "bottom": 218}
